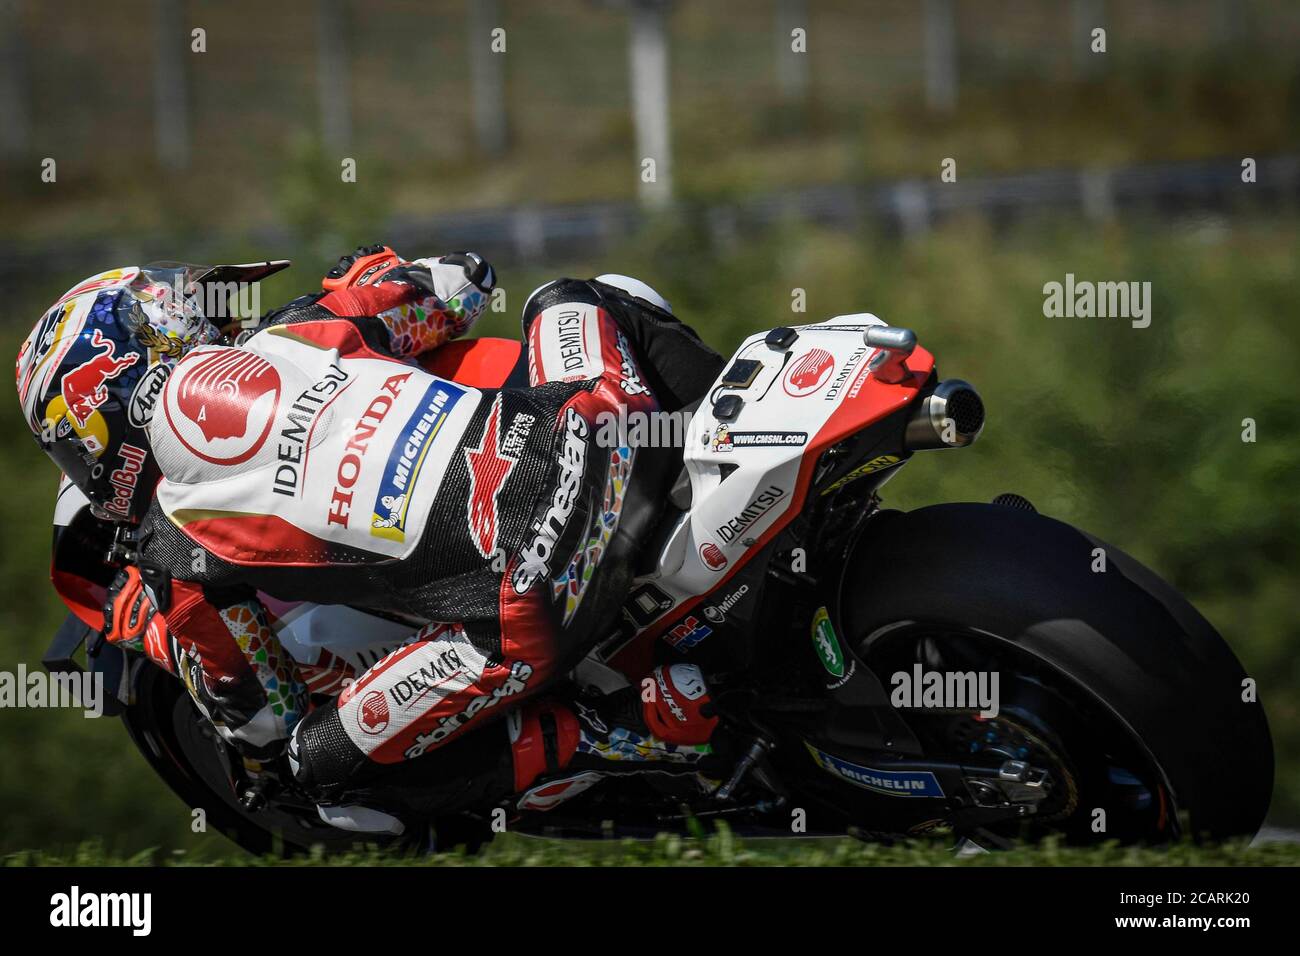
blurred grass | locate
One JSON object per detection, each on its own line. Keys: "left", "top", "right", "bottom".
{"left": 6, "top": 829, "right": 1300, "bottom": 867}
{"left": 1, "top": 212, "right": 1296, "bottom": 856}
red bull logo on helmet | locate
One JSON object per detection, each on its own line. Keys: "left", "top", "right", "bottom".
{"left": 60, "top": 329, "right": 139, "bottom": 428}
{"left": 101, "top": 443, "right": 149, "bottom": 519}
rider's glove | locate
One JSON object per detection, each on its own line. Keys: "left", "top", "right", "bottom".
{"left": 103, "top": 566, "right": 174, "bottom": 674}
{"left": 643, "top": 664, "right": 720, "bottom": 745}
{"left": 320, "top": 245, "right": 496, "bottom": 356}
{"left": 322, "top": 244, "right": 403, "bottom": 290}
{"left": 398, "top": 252, "right": 496, "bottom": 299}
{"left": 322, "top": 246, "right": 495, "bottom": 299}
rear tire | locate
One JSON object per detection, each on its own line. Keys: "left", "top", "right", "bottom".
{"left": 838, "top": 503, "right": 1273, "bottom": 842}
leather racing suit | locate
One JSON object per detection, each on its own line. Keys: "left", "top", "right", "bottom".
{"left": 111, "top": 248, "right": 726, "bottom": 808}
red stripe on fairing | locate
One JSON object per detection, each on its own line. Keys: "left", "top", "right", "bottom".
{"left": 176, "top": 512, "right": 358, "bottom": 567}
{"left": 608, "top": 345, "right": 935, "bottom": 676}
{"left": 419, "top": 337, "right": 521, "bottom": 388}
{"left": 51, "top": 565, "right": 107, "bottom": 631}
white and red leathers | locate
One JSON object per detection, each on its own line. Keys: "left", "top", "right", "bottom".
{"left": 112, "top": 248, "right": 726, "bottom": 804}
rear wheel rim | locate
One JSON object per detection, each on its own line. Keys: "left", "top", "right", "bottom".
{"left": 859, "top": 622, "right": 1175, "bottom": 844}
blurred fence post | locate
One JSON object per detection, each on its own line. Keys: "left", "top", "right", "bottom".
{"left": 923, "top": 0, "right": 956, "bottom": 113}
{"left": 1080, "top": 168, "right": 1115, "bottom": 222}
{"left": 774, "top": 0, "right": 808, "bottom": 103}
{"left": 470, "top": 0, "right": 507, "bottom": 155}
{"left": 316, "top": 0, "right": 352, "bottom": 150}
{"left": 153, "top": 0, "right": 190, "bottom": 169}
{"left": 1219, "top": 0, "right": 1249, "bottom": 49}
{"left": 629, "top": 0, "right": 673, "bottom": 207}
{"left": 512, "top": 206, "right": 545, "bottom": 261}
{"left": 1071, "top": 0, "right": 1104, "bottom": 76}
{"left": 0, "top": 0, "right": 29, "bottom": 160}
{"left": 893, "top": 180, "right": 930, "bottom": 241}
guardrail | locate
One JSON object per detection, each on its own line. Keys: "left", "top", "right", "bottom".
{"left": 384, "top": 154, "right": 1299, "bottom": 257}
{"left": 0, "top": 154, "right": 1295, "bottom": 291}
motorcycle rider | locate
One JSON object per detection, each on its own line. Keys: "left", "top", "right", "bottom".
{"left": 17, "top": 247, "right": 726, "bottom": 828}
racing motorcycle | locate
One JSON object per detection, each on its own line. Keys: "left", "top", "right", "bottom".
{"left": 44, "top": 312, "right": 1273, "bottom": 854}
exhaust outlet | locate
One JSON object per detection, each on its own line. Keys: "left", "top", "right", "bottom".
{"left": 905, "top": 379, "right": 985, "bottom": 449}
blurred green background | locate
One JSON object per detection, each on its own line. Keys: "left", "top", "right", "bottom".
{"left": 0, "top": 0, "right": 1296, "bottom": 857}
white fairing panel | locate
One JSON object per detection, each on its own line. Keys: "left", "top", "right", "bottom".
{"left": 53, "top": 475, "right": 91, "bottom": 527}
{"left": 638, "top": 314, "right": 889, "bottom": 628}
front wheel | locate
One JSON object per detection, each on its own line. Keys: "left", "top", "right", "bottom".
{"left": 838, "top": 503, "right": 1273, "bottom": 843}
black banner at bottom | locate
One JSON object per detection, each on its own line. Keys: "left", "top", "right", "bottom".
{"left": 0, "top": 864, "right": 1289, "bottom": 942}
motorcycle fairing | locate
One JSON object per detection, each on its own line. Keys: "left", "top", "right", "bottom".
{"left": 607, "top": 314, "right": 933, "bottom": 670}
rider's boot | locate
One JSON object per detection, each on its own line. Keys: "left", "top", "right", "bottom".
{"left": 294, "top": 663, "right": 722, "bottom": 826}
{"left": 509, "top": 663, "right": 722, "bottom": 809}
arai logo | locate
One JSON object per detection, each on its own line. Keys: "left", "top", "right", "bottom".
{"left": 782, "top": 348, "right": 835, "bottom": 397}
{"left": 126, "top": 363, "right": 171, "bottom": 428}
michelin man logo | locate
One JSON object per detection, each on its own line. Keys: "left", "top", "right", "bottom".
{"left": 373, "top": 493, "right": 406, "bottom": 530}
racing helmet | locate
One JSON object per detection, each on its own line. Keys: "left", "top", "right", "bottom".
{"left": 14, "top": 265, "right": 219, "bottom": 522}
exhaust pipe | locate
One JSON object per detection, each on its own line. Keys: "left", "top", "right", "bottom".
{"left": 905, "top": 379, "right": 985, "bottom": 449}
